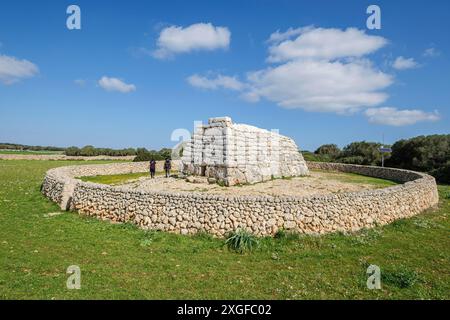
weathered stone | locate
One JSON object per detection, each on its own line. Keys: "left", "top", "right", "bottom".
{"left": 181, "top": 117, "right": 309, "bottom": 186}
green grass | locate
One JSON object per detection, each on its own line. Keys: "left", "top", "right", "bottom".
{"left": 0, "top": 160, "right": 449, "bottom": 299}
{"left": 312, "top": 169, "right": 398, "bottom": 188}
{"left": 0, "top": 150, "right": 64, "bottom": 155}
{"left": 79, "top": 170, "right": 176, "bottom": 185}
{"left": 79, "top": 172, "right": 151, "bottom": 185}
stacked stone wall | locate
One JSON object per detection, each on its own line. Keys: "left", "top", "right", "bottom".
{"left": 42, "top": 161, "right": 439, "bottom": 237}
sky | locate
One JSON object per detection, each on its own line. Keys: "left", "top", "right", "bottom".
{"left": 0, "top": 0, "right": 449, "bottom": 151}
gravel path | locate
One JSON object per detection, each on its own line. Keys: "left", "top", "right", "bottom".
{"left": 119, "top": 171, "right": 381, "bottom": 197}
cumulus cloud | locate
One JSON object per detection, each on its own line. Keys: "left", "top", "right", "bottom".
{"left": 187, "top": 74, "right": 244, "bottom": 91}
{"left": 153, "top": 23, "right": 230, "bottom": 59}
{"left": 365, "top": 107, "right": 440, "bottom": 126}
{"left": 189, "top": 26, "right": 440, "bottom": 119}
{"left": 267, "top": 27, "right": 304, "bottom": 44}
{"left": 244, "top": 59, "right": 392, "bottom": 113}
{"left": 392, "top": 56, "right": 418, "bottom": 70}
{"left": 0, "top": 54, "right": 39, "bottom": 84}
{"left": 242, "top": 27, "right": 392, "bottom": 113}
{"left": 267, "top": 27, "right": 387, "bottom": 63}
{"left": 98, "top": 76, "right": 136, "bottom": 93}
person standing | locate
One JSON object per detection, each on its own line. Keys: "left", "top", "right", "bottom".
{"left": 149, "top": 159, "right": 156, "bottom": 178}
{"left": 164, "top": 158, "right": 171, "bottom": 178}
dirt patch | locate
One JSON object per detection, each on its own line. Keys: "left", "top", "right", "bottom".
{"left": 119, "top": 170, "right": 388, "bottom": 197}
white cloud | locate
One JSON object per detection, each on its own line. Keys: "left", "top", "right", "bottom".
{"left": 153, "top": 23, "right": 230, "bottom": 59}
{"left": 267, "top": 27, "right": 304, "bottom": 44}
{"left": 267, "top": 27, "right": 387, "bottom": 63}
{"left": 98, "top": 76, "right": 136, "bottom": 93}
{"left": 187, "top": 74, "right": 244, "bottom": 91}
{"left": 392, "top": 56, "right": 418, "bottom": 70}
{"left": 244, "top": 59, "right": 392, "bottom": 113}
{"left": 238, "top": 27, "right": 393, "bottom": 113}
{"left": 365, "top": 107, "right": 440, "bottom": 126}
{"left": 0, "top": 54, "right": 39, "bottom": 84}
{"left": 423, "top": 47, "right": 440, "bottom": 57}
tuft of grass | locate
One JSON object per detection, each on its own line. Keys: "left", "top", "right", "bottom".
{"left": 225, "top": 229, "right": 259, "bottom": 253}
{"left": 382, "top": 267, "right": 419, "bottom": 288}
{"left": 274, "top": 229, "right": 287, "bottom": 239}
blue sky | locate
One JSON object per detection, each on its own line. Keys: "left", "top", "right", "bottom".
{"left": 0, "top": 0, "right": 449, "bottom": 151}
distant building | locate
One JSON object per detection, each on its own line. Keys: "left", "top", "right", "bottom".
{"left": 181, "top": 117, "right": 309, "bottom": 186}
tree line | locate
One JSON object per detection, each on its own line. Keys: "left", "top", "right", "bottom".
{"left": 0, "top": 143, "right": 64, "bottom": 151}
{"left": 303, "top": 134, "right": 449, "bottom": 184}
{"left": 3, "top": 134, "right": 448, "bottom": 183}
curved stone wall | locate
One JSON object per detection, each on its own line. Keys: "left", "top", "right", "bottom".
{"left": 41, "top": 161, "right": 439, "bottom": 237}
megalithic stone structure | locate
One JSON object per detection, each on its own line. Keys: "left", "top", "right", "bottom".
{"left": 181, "top": 117, "right": 309, "bottom": 186}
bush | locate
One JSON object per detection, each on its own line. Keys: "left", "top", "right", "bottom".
{"left": 382, "top": 267, "right": 419, "bottom": 288}
{"left": 429, "top": 162, "right": 450, "bottom": 184}
{"left": 337, "top": 156, "right": 365, "bottom": 165}
{"left": 337, "top": 141, "right": 385, "bottom": 165}
{"left": 225, "top": 229, "right": 258, "bottom": 253}
{"left": 387, "top": 134, "right": 450, "bottom": 184}
{"left": 133, "top": 148, "right": 171, "bottom": 162}
{"left": 274, "top": 229, "right": 286, "bottom": 239}
{"left": 302, "top": 151, "right": 330, "bottom": 162}
{"left": 65, "top": 145, "right": 137, "bottom": 157}
{"left": 314, "top": 144, "right": 341, "bottom": 159}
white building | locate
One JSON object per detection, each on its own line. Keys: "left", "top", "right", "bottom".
{"left": 181, "top": 117, "right": 309, "bottom": 186}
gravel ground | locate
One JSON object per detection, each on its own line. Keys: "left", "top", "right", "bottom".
{"left": 119, "top": 171, "right": 382, "bottom": 197}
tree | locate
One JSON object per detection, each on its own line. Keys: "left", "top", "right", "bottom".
{"left": 387, "top": 134, "right": 450, "bottom": 183}
{"left": 314, "top": 144, "right": 341, "bottom": 159}
{"left": 337, "top": 141, "right": 385, "bottom": 166}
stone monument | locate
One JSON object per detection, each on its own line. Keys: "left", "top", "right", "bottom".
{"left": 181, "top": 117, "right": 309, "bottom": 186}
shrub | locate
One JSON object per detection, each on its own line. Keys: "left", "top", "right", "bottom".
{"left": 337, "top": 141, "right": 385, "bottom": 165}
{"left": 387, "top": 134, "right": 450, "bottom": 183}
{"left": 337, "top": 156, "right": 365, "bottom": 165}
{"left": 314, "top": 144, "right": 341, "bottom": 159}
{"left": 429, "top": 162, "right": 450, "bottom": 184}
{"left": 382, "top": 267, "right": 419, "bottom": 288}
{"left": 65, "top": 145, "right": 137, "bottom": 157}
{"left": 302, "top": 151, "right": 330, "bottom": 162}
{"left": 274, "top": 229, "right": 286, "bottom": 239}
{"left": 133, "top": 148, "right": 172, "bottom": 162}
{"left": 225, "top": 229, "right": 258, "bottom": 253}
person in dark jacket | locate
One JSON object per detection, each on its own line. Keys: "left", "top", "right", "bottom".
{"left": 149, "top": 159, "right": 156, "bottom": 178}
{"left": 163, "top": 158, "right": 171, "bottom": 178}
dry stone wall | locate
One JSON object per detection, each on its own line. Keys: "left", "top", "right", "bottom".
{"left": 42, "top": 161, "right": 439, "bottom": 237}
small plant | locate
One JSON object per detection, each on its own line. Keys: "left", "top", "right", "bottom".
{"left": 445, "top": 192, "right": 450, "bottom": 200}
{"left": 274, "top": 229, "right": 287, "bottom": 239}
{"left": 225, "top": 229, "right": 259, "bottom": 253}
{"left": 382, "top": 267, "right": 419, "bottom": 288}
{"left": 216, "top": 180, "right": 226, "bottom": 187}
{"left": 140, "top": 238, "right": 153, "bottom": 247}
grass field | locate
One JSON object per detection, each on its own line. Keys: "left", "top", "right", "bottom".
{"left": 0, "top": 160, "right": 449, "bottom": 299}
{"left": 312, "top": 169, "right": 398, "bottom": 188}
{"left": 79, "top": 171, "right": 175, "bottom": 185}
